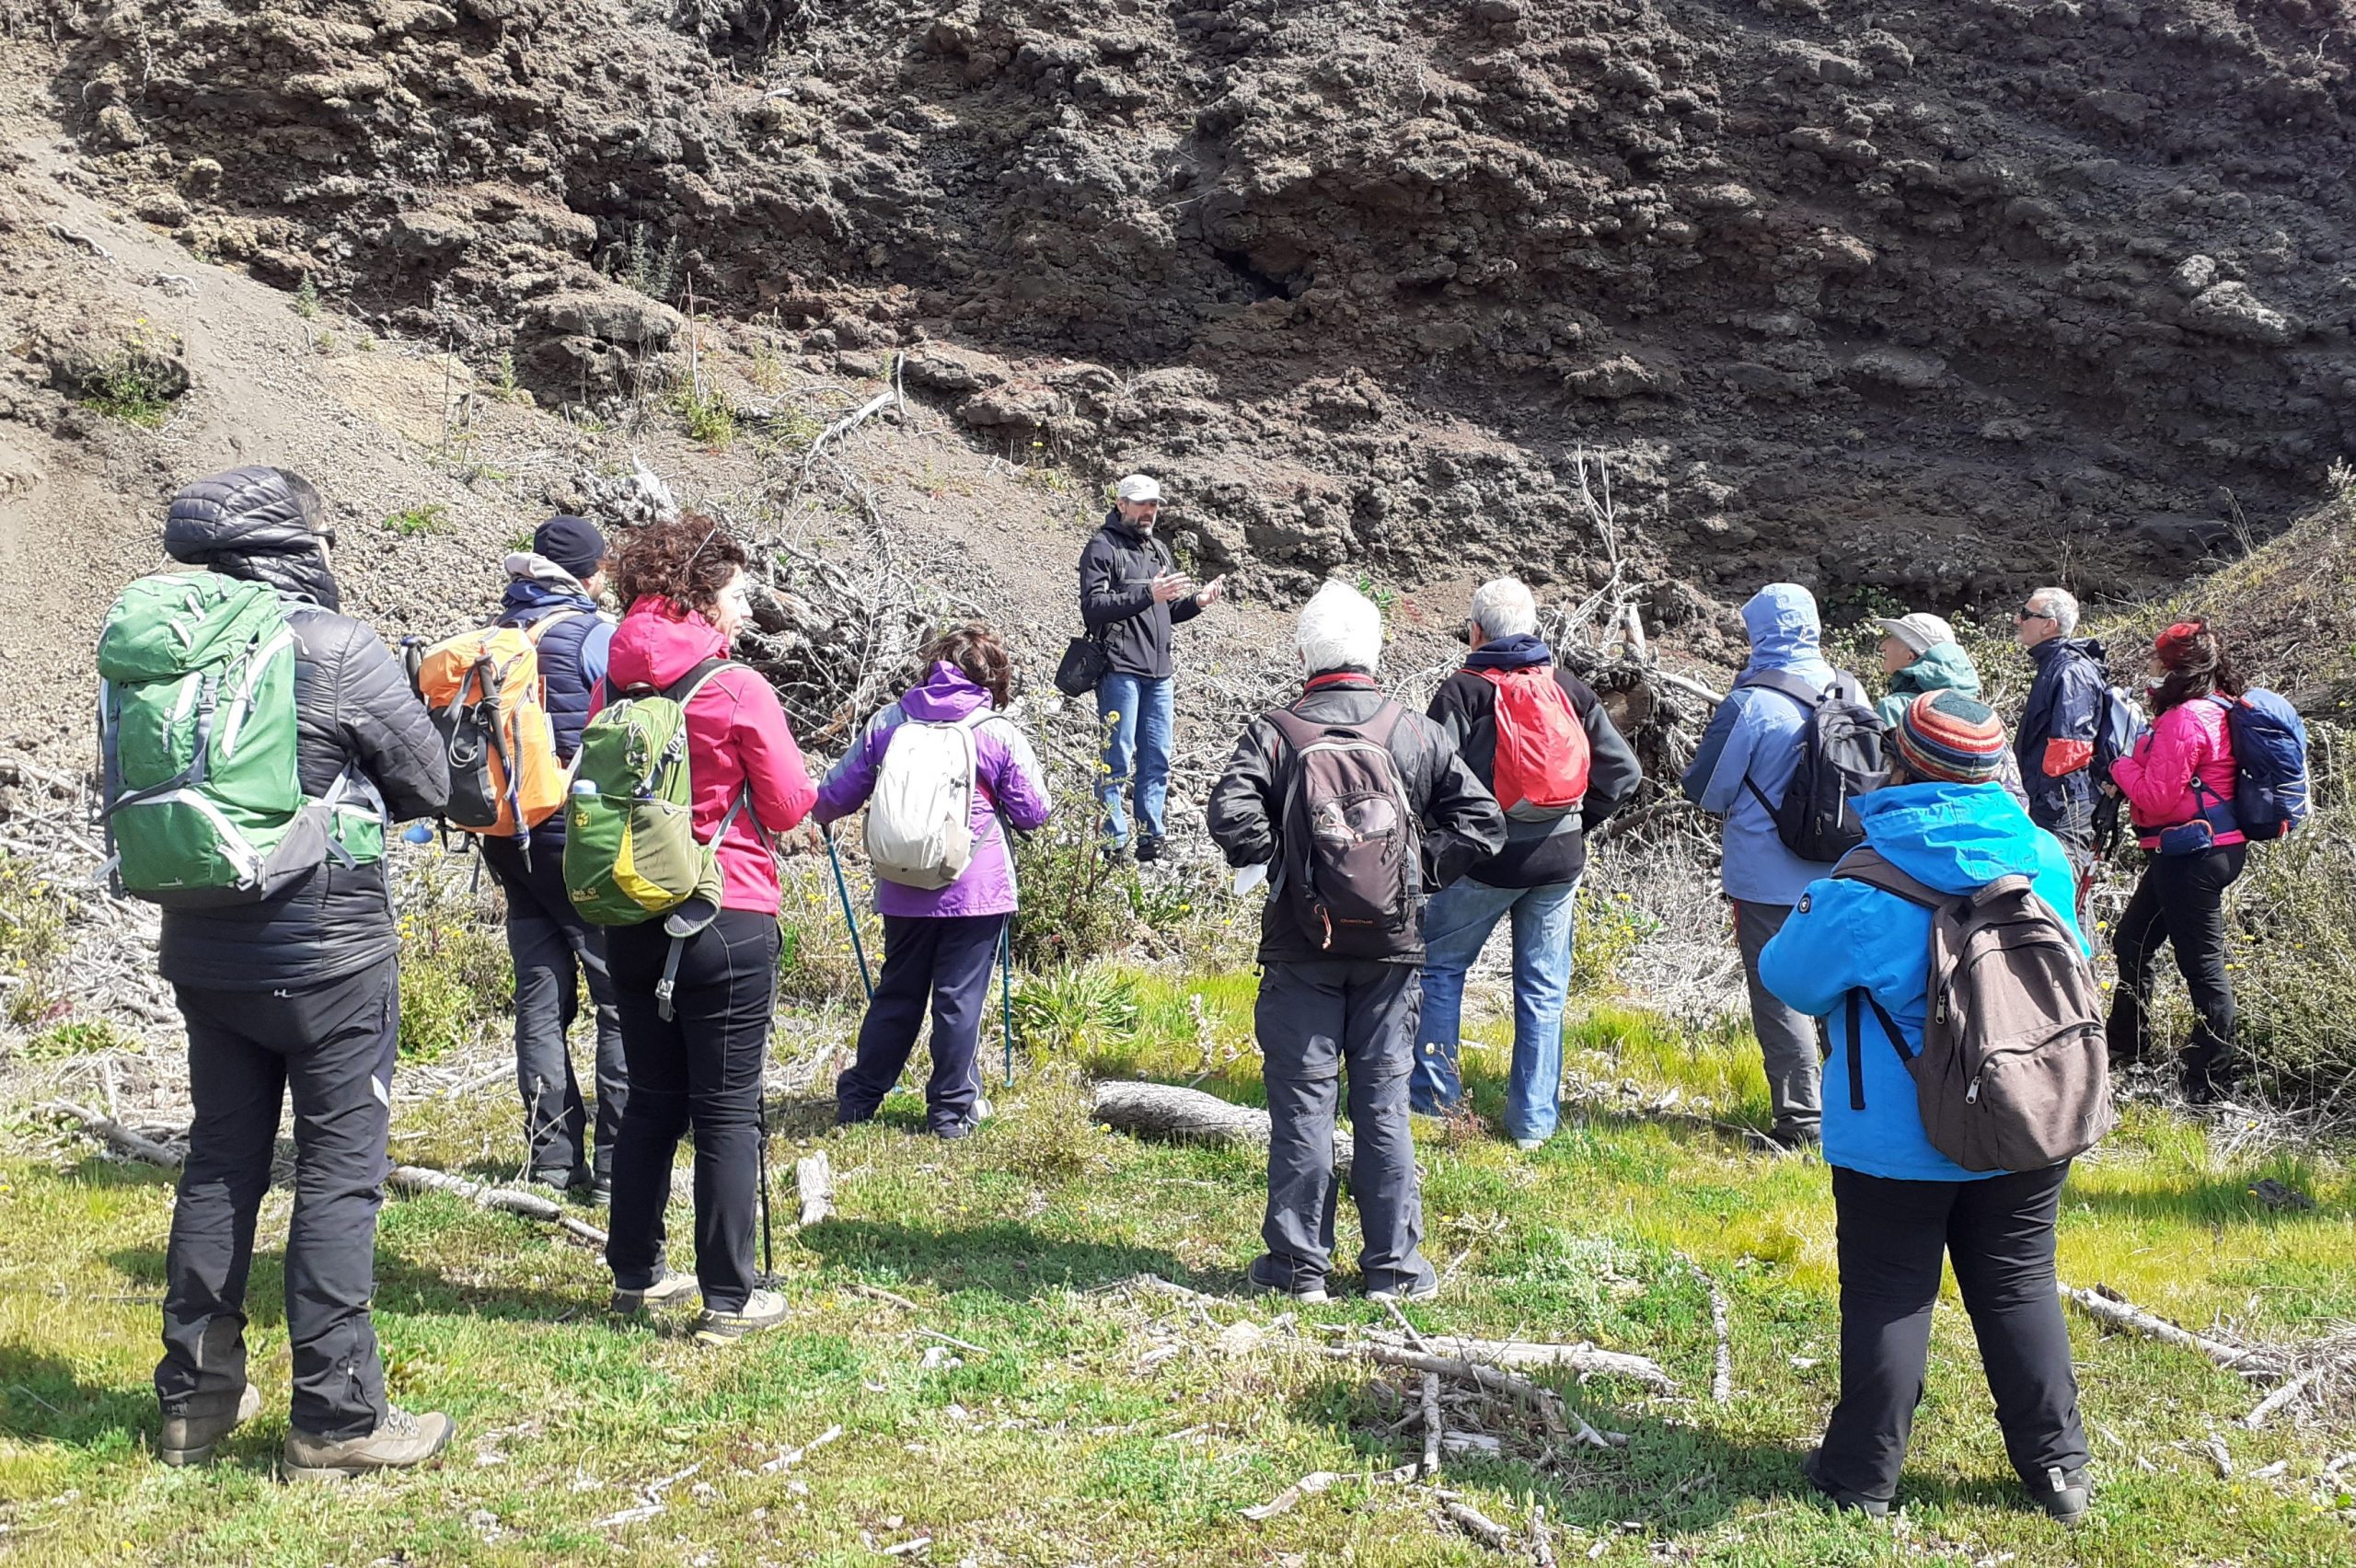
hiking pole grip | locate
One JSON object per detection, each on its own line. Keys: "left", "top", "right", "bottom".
{"left": 822, "top": 823, "right": 875, "bottom": 1002}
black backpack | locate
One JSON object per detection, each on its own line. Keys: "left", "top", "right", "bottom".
{"left": 1740, "top": 669, "right": 1886, "bottom": 863}
{"left": 1267, "top": 700, "right": 1419, "bottom": 956}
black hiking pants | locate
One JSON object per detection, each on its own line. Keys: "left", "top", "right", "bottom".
{"left": 604, "top": 910, "right": 779, "bottom": 1314}
{"left": 1254, "top": 960, "right": 1434, "bottom": 1297}
{"left": 1819, "top": 1163, "right": 2089, "bottom": 1505}
{"left": 157, "top": 958, "right": 398, "bottom": 1440}
{"left": 2107, "top": 844, "right": 2245, "bottom": 1095}
{"left": 480, "top": 834, "right": 628, "bottom": 1184}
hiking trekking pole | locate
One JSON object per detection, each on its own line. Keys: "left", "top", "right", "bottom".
{"left": 1000, "top": 921, "right": 1016, "bottom": 1089}
{"left": 821, "top": 824, "right": 875, "bottom": 1002}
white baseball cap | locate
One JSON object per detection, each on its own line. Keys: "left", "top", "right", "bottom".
{"left": 1875, "top": 611, "right": 1957, "bottom": 656}
{"left": 1115, "top": 474, "right": 1163, "bottom": 504}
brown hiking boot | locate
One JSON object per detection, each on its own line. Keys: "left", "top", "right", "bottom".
{"left": 283, "top": 1405, "right": 456, "bottom": 1482}
{"left": 160, "top": 1382, "right": 262, "bottom": 1466}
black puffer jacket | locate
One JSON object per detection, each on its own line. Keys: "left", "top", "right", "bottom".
{"left": 155, "top": 467, "right": 447, "bottom": 992}
{"left": 1207, "top": 673, "right": 1505, "bottom": 965}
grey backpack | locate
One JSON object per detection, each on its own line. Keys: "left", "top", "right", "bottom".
{"left": 1837, "top": 847, "right": 2116, "bottom": 1172}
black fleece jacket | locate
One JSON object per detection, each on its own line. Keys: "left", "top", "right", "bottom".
{"left": 1426, "top": 635, "right": 1646, "bottom": 888}
{"left": 154, "top": 467, "right": 447, "bottom": 992}
{"left": 1077, "top": 511, "right": 1200, "bottom": 679}
{"left": 1207, "top": 673, "right": 1505, "bottom": 965}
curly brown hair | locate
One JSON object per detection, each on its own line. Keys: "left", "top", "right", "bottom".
{"left": 918, "top": 621, "right": 1013, "bottom": 709}
{"left": 610, "top": 513, "right": 749, "bottom": 618}
{"left": 2151, "top": 616, "right": 2243, "bottom": 714}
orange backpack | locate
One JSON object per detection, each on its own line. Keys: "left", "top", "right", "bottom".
{"left": 410, "top": 621, "right": 571, "bottom": 843}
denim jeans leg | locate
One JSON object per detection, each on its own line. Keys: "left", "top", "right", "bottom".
{"left": 1504, "top": 879, "right": 1578, "bottom": 1144}
{"left": 1134, "top": 676, "right": 1175, "bottom": 843}
{"left": 1410, "top": 878, "right": 1513, "bottom": 1113}
{"left": 1095, "top": 674, "right": 1142, "bottom": 847}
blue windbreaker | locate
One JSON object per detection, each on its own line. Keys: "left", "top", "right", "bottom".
{"left": 1758, "top": 779, "right": 2088, "bottom": 1182}
{"left": 1678, "top": 583, "right": 1854, "bottom": 905}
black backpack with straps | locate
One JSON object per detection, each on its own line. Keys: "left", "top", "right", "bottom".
{"left": 1740, "top": 668, "right": 1886, "bottom": 863}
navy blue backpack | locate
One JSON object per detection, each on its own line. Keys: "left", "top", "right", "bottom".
{"left": 2216, "top": 691, "right": 2310, "bottom": 841}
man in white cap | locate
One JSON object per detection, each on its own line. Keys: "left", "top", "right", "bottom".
{"left": 1076, "top": 474, "right": 1225, "bottom": 860}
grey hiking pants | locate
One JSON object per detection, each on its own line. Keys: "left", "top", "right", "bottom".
{"left": 1254, "top": 960, "right": 1434, "bottom": 1296}
{"left": 482, "top": 835, "right": 628, "bottom": 1183}
{"left": 158, "top": 958, "right": 398, "bottom": 1440}
{"left": 1736, "top": 899, "right": 1823, "bottom": 1140}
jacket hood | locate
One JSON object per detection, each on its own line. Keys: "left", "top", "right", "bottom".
{"left": 1465, "top": 633, "right": 1553, "bottom": 670}
{"left": 606, "top": 597, "right": 727, "bottom": 693}
{"left": 164, "top": 466, "right": 341, "bottom": 610}
{"left": 2030, "top": 634, "right": 2107, "bottom": 668}
{"left": 1739, "top": 583, "right": 1824, "bottom": 674}
{"left": 1101, "top": 507, "right": 1151, "bottom": 546}
{"left": 1890, "top": 641, "right": 1982, "bottom": 698}
{"left": 500, "top": 552, "right": 599, "bottom": 618}
{"left": 1854, "top": 779, "right": 2051, "bottom": 894}
{"left": 901, "top": 662, "right": 993, "bottom": 722}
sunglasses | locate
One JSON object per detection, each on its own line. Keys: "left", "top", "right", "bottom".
{"left": 2014, "top": 605, "right": 2050, "bottom": 622}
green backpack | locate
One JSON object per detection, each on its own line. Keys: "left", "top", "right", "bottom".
{"left": 98, "top": 571, "right": 380, "bottom": 905}
{"left": 565, "top": 658, "right": 757, "bottom": 1012}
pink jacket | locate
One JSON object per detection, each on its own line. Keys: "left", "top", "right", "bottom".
{"left": 601, "top": 599, "right": 817, "bottom": 913}
{"left": 2108, "top": 696, "right": 2242, "bottom": 849}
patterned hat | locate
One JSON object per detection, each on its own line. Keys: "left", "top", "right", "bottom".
{"left": 1893, "top": 690, "right": 2007, "bottom": 785}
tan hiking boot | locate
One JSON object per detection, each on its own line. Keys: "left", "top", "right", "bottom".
{"left": 160, "top": 1382, "right": 262, "bottom": 1466}
{"left": 283, "top": 1404, "right": 456, "bottom": 1482}
{"left": 609, "top": 1268, "right": 700, "bottom": 1316}
{"left": 693, "top": 1288, "right": 788, "bottom": 1345}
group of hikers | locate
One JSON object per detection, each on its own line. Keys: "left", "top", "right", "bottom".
{"left": 97, "top": 467, "right": 2307, "bottom": 1522}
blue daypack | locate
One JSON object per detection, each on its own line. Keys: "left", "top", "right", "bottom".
{"left": 2214, "top": 691, "right": 2310, "bottom": 841}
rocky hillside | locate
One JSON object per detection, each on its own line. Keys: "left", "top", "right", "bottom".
{"left": 8, "top": 0, "right": 2356, "bottom": 628}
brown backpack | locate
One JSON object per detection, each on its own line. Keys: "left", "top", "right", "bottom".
{"left": 1836, "top": 847, "right": 2117, "bottom": 1172}
{"left": 1267, "top": 701, "right": 1419, "bottom": 957}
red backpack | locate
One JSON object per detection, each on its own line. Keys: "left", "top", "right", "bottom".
{"left": 1475, "top": 665, "right": 1590, "bottom": 819}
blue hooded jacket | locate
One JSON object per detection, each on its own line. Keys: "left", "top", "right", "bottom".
{"left": 1678, "top": 583, "right": 1858, "bottom": 905}
{"left": 1758, "top": 779, "right": 2088, "bottom": 1182}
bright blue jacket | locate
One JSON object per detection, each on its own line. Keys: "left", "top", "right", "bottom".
{"left": 1678, "top": 583, "right": 1855, "bottom": 905}
{"left": 1758, "top": 779, "right": 2088, "bottom": 1182}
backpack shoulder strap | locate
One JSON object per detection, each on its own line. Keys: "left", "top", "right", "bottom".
{"left": 524, "top": 609, "right": 585, "bottom": 646}
{"left": 1739, "top": 667, "right": 1822, "bottom": 708}
{"left": 1833, "top": 845, "right": 1949, "bottom": 911}
{"left": 662, "top": 657, "right": 736, "bottom": 707}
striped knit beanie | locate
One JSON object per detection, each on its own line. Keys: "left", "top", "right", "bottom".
{"left": 1893, "top": 690, "right": 2007, "bottom": 785}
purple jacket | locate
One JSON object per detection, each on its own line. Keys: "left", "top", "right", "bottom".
{"left": 814, "top": 663, "right": 1054, "bottom": 918}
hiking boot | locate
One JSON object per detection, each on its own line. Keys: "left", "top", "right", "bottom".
{"left": 160, "top": 1382, "right": 261, "bottom": 1467}
{"left": 1768, "top": 1124, "right": 1821, "bottom": 1156}
{"left": 283, "top": 1405, "right": 456, "bottom": 1482}
{"left": 1134, "top": 836, "right": 1164, "bottom": 865}
{"left": 1364, "top": 1275, "right": 1440, "bottom": 1304}
{"left": 530, "top": 1166, "right": 590, "bottom": 1195}
{"left": 694, "top": 1289, "right": 789, "bottom": 1344}
{"left": 587, "top": 1178, "right": 613, "bottom": 1207}
{"left": 1513, "top": 1136, "right": 1546, "bottom": 1153}
{"left": 1246, "top": 1257, "right": 1330, "bottom": 1305}
{"left": 1799, "top": 1447, "right": 1888, "bottom": 1518}
{"left": 2034, "top": 1464, "right": 2094, "bottom": 1527}
{"left": 933, "top": 1119, "right": 977, "bottom": 1141}
{"left": 609, "top": 1267, "right": 700, "bottom": 1316}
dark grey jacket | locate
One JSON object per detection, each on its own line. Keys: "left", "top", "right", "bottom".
{"left": 155, "top": 467, "right": 447, "bottom": 992}
{"left": 1078, "top": 511, "right": 1201, "bottom": 679}
{"left": 1207, "top": 674, "right": 1506, "bottom": 965}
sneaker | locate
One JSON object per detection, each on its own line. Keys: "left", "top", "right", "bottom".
{"left": 587, "top": 1178, "right": 613, "bottom": 1207}
{"left": 1768, "top": 1125, "right": 1822, "bottom": 1156}
{"left": 283, "top": 1405, "right": 456, "bottom": 1482}
{"left": 609, "top": 1267, "right": 700, "bottom": 1316}
{"left": 1799, "top": 1447, "right": 1889, "bottom": 1518}
{"left": 530, "top": 1166, "right": 590, "bottom": 1195}
{"left": 1246, "top": 1258, "right": 1331, "bottom": 1305}
{"left": 694, "top": 1288, "right": 789, "bottom": 1344}
{"left": 2036, "top": 1464, "right": 2095, "bottom": 1527}
{"left": 933, "top": 1119, "right": 977, "bottom": 1141}
{"left": 1514, "top": 1136, "right": 1546, "bottom": 1152}
{"left": 160, "top": 1382, "right": 261, "bottom": 1466}
{"left": 1364, "top": 1276, "right": 1440, "bottom": 1304}
{"left": 1134, "top": 836, "right": 1164, "bottom": 864}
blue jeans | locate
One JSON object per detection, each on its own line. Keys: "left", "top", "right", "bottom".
{"left": 1410, "top": 875, "right": 1578, "bottom": 1142}
{"left": 1096, "top": 672, "right": 1173, "bottom": 848}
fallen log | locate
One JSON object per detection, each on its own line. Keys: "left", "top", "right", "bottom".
{"left": 796, "top": 1151, "right": 836, "bottom": 1227}
{"left": 1442, "top": 1499, "right": 1517, "bottom": 1553}
{"left": 1345, "top": 1343, "right": 1625, "bottom": 1448}
{"left": 2058, "top": 1282, "right": 2274, "bottom": 1375}
{"left": 1364, "top": 1330, "right": 1675, "bottom": 1393}
{"left": 1092, "top": 1080, "right": 1351, "bottom": 1176}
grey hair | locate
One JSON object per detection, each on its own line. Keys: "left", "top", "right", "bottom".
{"left": 1468, "top": 577, "right": 1540, "bottom": 640}
{"left": 1297, "top": 580, "right": 1384, "bottom": 675}
{"left": 2029, "top": 586, "right": 2080, "bottom": 635}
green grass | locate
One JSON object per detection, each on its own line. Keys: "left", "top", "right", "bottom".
{"left": 381, "top": 502, "right": 452, "bottom": 538}
{"left": 4, "top": 979, "right": 2355, "bottom": 1564}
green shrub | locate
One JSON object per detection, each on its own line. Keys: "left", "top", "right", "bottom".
{"left": 671, "top": 383, "right": 736, "bottom": 449}
{"left": 0, "top": 855, "right": 68, "bottom": 1029}
{"left": 776, "top": 855, "right": 878, "bottom": 1006}
{"left": 1011, "top": 967, "right": 1140, "bottom": 1059}
{"left": 383, "top": 502, "right": 451, "bottom": 537}
{"left": 2212, "top": 747, "right": 2356, "bottom": 1095}
{"left": 24, "top": 1020, "right": 139, "bottom": 1060}
{"left": 602, "top": 222, "right": 681, "bottom": 300}
{"left": 290, "top": 276, "right": 319, "bottom": 319}
{"left": 1573, "top": 887, "right": 1659, "bottom": 997}
{"left": 395, "top": 861, "right": 512, "bottom": 1061}
{"left": 76, "top": 351, "right": 183, "bottom": 426}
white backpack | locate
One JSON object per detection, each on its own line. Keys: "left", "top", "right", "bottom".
{"left": 865, "top": 708, "right": 990, "bottom": 889}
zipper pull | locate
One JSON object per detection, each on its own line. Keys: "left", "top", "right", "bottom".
{"left": 1966, "top": 1078, "right": 1981, "bottom": 1105}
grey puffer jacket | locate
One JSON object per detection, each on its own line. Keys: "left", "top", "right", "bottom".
{"left": 154, "top": 467, "right": 447, "bottom": 992}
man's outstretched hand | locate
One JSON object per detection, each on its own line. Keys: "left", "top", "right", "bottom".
{"left": 1196, "top": 575, "right": 1226, "bottom": 607}
{"left": 1150, "top": 571, "right": 1195, "bottom": 605}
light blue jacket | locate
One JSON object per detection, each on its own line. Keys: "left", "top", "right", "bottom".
{"left": 1679, "top": 583, "right": 1854, "bottom": 905}
{"left": 1758, "top": 780, "right": 2089, "bottom": 1182}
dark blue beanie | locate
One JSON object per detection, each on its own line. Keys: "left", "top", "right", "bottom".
{"left": 534, "top": 515, "right": 606, "bottom": 581}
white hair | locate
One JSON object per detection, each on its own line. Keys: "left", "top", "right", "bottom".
{"left": 1469, "top": 577, "right": 1540, "bottom": 640}
{"left": 1297, "top": 580, "right": 1383, "bottom": 675}
{"left": 2029, "top": 586, "right": 2080, "bottom": 635}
